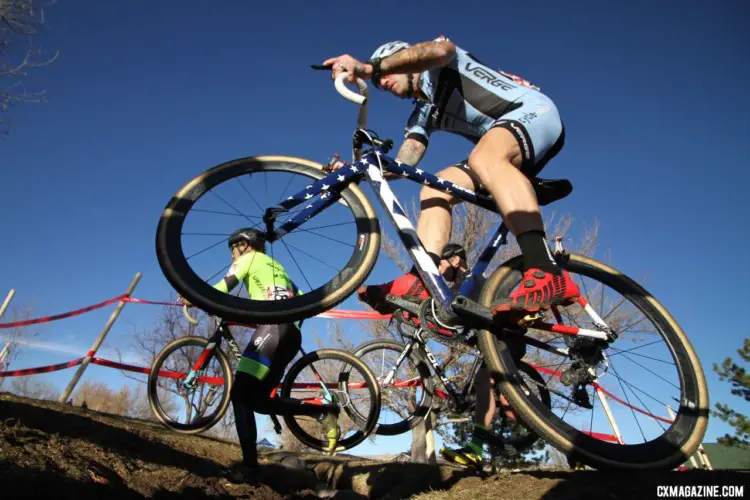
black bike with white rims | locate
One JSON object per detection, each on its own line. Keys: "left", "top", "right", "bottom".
{"left": 352, "top": 321, "right": 551, "bottom": 455}
{"left": 147, "top": 305, "right": 382, "bottom": 454}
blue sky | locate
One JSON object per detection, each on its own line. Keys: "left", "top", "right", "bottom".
{"left": 1, "top": 0, "right": 749, "bottom": 459}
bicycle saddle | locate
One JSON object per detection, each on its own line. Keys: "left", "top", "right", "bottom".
{"left": 530, "top": 177, "right": 573, "bottom": 206}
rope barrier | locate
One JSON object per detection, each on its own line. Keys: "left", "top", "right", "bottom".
{"left": 0, "top": 290, "right": 676, "bottom": 441}
{"left": 0, "top": 294, "right": 390, "bottom": 329}
{"left": 0, "top": 295, "right": 128, "bottom": 329}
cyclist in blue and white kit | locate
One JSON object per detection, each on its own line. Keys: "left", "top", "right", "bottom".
{"left": 323, "top": 37, "right": 580, "bottom": 468}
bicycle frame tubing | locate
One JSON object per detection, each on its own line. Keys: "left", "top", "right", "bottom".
{"left": 267, "top": 146, "right": 509, "bottom": 322}
{"left": 421, "top": 338, "right": 484, "bottom": 409}
{"left": 386, "top": 326, "right": 483, "bottom": 411}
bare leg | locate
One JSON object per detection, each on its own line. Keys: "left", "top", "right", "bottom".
{"left": 467, "top": 127, "right": 542, "bottom": 237}
{"left": 474, "top": 364, "right": 496, "bottom": 428}
{"left": 416, "top": 165, "right": 476, "bottom": 256}
{"left": 467, "top": 127, "right": 566, "bottom": 280}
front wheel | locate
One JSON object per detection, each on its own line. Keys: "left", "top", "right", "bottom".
{"left": 477, "top": 253, "right": 708, "bottom": 470}
{"left": 155, "top": 155, "right": 381, "bottom": 325}
{"left": 148, "top": 336, "right": 233, "bottom": 434}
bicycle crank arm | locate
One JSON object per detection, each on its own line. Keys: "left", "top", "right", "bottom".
{"left": 450, "top": 296, "right": 495, "bottom": 329}
{"left": 385, "top": 294, "right": 423, "bottom": 316}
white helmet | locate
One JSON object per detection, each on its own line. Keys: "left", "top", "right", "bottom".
{"left": 370, "top": 41, "right": 410, "bottom": 61}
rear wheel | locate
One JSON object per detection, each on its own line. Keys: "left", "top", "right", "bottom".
{"left": 281, "top": 349, "right": 381, "bottom": 452}
{"left": 477, "top": 253, "right": 709, "bottom": 470}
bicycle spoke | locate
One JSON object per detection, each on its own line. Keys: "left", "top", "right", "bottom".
{"left": 602, "top": 295, "right": 629, "bottom": 323}
{"left": 606, "top": 346, "right": 674, "bottom": 365}
{"left": 605, "top": 371, "right": 675, "bottom": 421}
{"left": 560, "top": 396, "right": 574, "bottom": 421}
{"left": 280, "top": 240, "right": 315, "bottom": 290}
{"left": 191, "top": 208, "right": 263, "bottom": 219}
{"left": 617, "top": 315, "right": 651, "bottom": 336}
{"left": 236, "top": 176, "right": 265, "bottom": 213}
{"left": 579, "top": 274, "right": 592, "bottom": 308}
{"left": 186, "top": 237, "right": 230, "bottom": 260}
{"left": 608, "top": 350, "right": 680, "bottom": 391}
{"left": 608, "top": 357, "right": 648, "bottom": 441}
{"left": 280, "top": 243, "right": 339, "bottom": 271}
{"left": 605, "top": 340, "right": 663, "bottom": 357}
{"left": 208, "top": 189, "right": 261, "bottom": 228}
{"left": 276, "top": 174, "right": 296, "bottom": 205}
{"left": 544, "top": 357, "right": 570, "bottom": 387}
{"left": 289, "top": 227, "right": 355, "bottom": 248}
{"left": 300, "top": 221, "right": 356, "bottom": 232}
{"left": 589, "top": 385, "right": 597, "bottom": 437}
{"left": 533, "top": 360, "right": 574, "bottom": 370}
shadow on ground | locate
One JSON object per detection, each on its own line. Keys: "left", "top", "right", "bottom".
{"left": 1, "top": 393, "right": 746, "bottom": 500}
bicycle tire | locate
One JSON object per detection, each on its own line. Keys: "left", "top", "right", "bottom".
{"left": 476, "top": 253, "right": 709, "bottom": 470}
{"left": 281, "top": 349, "right": 381, "bottom": 453}
{"left": 155, "top": 155, "right": 381, "bottom": 325}
{"left": 148, "top": 336, "right": 233, "bottom": 435}
{"left": 485, "top": 360, "right": 549, "bottom": 453}
{"left": 352, "top": 339, "right": 435, "bottom": 436}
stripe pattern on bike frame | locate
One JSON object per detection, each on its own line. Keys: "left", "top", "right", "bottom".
{"left": 360, "top": 152, "right": 454, "bottom": 307}
{"left": 371, "top": 152, "right": 509, "bottom": 303}
{"left": 359, "top": 149, "right": 510, "bottom": 311}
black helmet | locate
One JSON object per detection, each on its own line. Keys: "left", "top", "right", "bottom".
{"left": 441, "top": 242, "right": 466, "bottom": 261}
{"left": 228, "top": 227, "right": 266, "bottom": 251}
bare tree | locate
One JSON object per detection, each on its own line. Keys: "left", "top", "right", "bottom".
{"left": 0, "top": 301, "right": 42, "bottom": 390}
{"left": 8, "top": 373, "right": 58, "bottom": 400}
{"left": 0, "top": 0, "right": 59, "bottom": 135}
{"left": 68, "top": 380, "right": 161, "bottom": 420}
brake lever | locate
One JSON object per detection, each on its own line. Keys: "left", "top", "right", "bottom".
{"left": 311, "top": 63, "right": 333, "bottom": 70}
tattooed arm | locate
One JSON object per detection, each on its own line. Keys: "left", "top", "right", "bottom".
{"left": 378, "top": 40, "right": 456, "bottom": 75}
{"left": 323, "top": 39, "right": 455, "bottom": 83}
{"left": 378, "top": 137, "right": 427, "bottom": 180}
{"left": 396, "top": 137, "right": 427, "bottom": 167}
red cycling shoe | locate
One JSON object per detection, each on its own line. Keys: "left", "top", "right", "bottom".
{"left": 357, "top": 272, "right": 429, "bottom": 314}
{"left": 492, "top": 268, "right": 581, "bottom": 315}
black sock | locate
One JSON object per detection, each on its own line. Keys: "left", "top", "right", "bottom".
{"left": 516, "top": 230, "right": 561, "bottom": 275}
{"left": 239, "top": 438, "right": 259, "bottom": 470}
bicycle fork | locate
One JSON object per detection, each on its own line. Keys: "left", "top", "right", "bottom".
{"left": 184, "top": 339, "right": 221, "bottom": 391}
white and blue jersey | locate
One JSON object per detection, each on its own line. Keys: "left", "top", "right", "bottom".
{"left": 405, "top": 37, "right": 565, "bottom": 175}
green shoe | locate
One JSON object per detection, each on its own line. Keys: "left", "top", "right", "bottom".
{"left": 440, "top": 446, "right": 483, "bottom": 469}
{"left": 318, "top": 410, "right": 341, "bottom": 453}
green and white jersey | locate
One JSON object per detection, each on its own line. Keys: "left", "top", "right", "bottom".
{"left": 213, "top": 251, "right": 301, "bottom": 300}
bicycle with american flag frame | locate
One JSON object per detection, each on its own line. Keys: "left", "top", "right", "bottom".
{"left": 154, "top": 67, "right": 708, "bottom": 470}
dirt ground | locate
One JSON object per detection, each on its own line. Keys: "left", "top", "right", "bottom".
{"left": 0, "top": 392, "right": 745, "bottom": 499}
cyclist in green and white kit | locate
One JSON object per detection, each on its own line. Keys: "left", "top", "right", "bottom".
{"left": 199, "top": 227, "right": 340, "bottom": 483}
